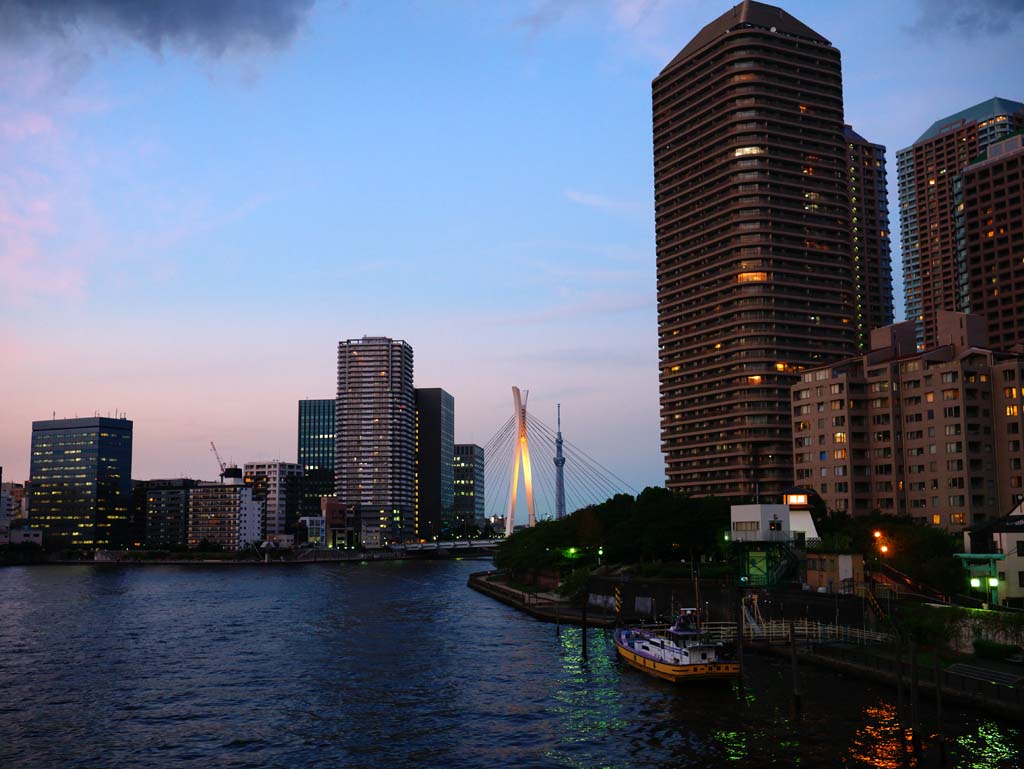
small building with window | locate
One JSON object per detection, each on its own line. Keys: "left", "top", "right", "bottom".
{"left": 963, "top": 506, "right": 1024, "bottom": 608}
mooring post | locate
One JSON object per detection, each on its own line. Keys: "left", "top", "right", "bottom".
{"left": 581, "top": 589, "right": 589, "bottom": 661}
{"left": 934, "top": 652, "right": 945, "bottom": 764}
{"left": 910, "top": 640, "right": 921, "bottom": 756}
{"left": 789, "top": 622, "right": 801, "bottom": 716}
{"left": 895, "top": 635, "right": 907, "bottom": 757}
{"left": 735, "top": 587, "right": 745, "bottom": 679}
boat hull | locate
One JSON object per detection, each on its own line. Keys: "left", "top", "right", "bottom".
{"left": 613, "top": 635, "right": 741, "bottom": 683}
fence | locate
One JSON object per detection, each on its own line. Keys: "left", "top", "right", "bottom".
{"left": 811, "top": 644, "right": 1024, "bottom": 711}
{"left": 698, "top": 619, "right": 891, "bottom": 645}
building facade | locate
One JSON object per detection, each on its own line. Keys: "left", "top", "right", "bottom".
{"left": 0, "top": 482, "right": 27, "bottom": 521}
{"left": 964, "top": 509, "right": 1024, "bottom": 608}
{"left": 243, "top": 461, "right": 303, "bottom": 537}
{"left": 29, "top": 417, "right": 133, "bottom": 549}
{"left": 654, "top": 1, "right": 858, "bottom": 500}
{"left": 414, "top": 388, "right": 455, "bottom": 539}
{"left": 297, "top": 399, "right": 336, "bottom": 518}
{"left": 792, "top": 312, "right": 1024, "bottom": 530}
{"left": 336, "top": 337, "right": 416, "bottom": 543}
{"left": 453, "top": 444, "right": 485, "bottom": 529}
{"left": 845, "top": 125, "right": 893, "bottom": 348}
{"left": 187, "top": 469, "right": 263, "bottom": 550}
{"left": 960, "top": 134, "right": 1024, "bottom": 350}
{"left": 897, "top": 97, "right": 1024, "bottom": 349}
{"left": 133, "top": 478, "right": 196, "bottom": 549}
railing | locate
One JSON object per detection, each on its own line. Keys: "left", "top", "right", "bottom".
{"left": 699, "top": 619, "right": 891, "bottom": 645}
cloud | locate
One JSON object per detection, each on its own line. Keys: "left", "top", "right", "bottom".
{"left": 910, "top": 0, "right": 1024, "bottom": 37}
{"left": 564, "top": 188, "right": 648, "bottom": 216}
{"left": 516, "top": 0, "right": 584, "bottom": 35}
{"left": 0, "top": 0, "right": 317, "bottom": 56}
{"left": 0, "top": 111, "right": 55, "bottom": 141}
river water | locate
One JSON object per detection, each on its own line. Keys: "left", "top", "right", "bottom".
{"left": 0, "top": 559, "right": 1020, "bottom": 768}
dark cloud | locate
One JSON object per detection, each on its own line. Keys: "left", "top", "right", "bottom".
{"left": 911, "top": 0, "right": 1024, "bottom": 37}
{"left": 0, "top": 0, "right": 316, "bottom": 56}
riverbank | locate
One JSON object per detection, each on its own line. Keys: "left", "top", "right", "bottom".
{"left": 779, "top": 642, "right": 1024, "bottom": 722}
{"left": 471, "top": 569, "right": 1024, "bottom": 723}
{"left": 467, "top": 569, "right": 617, "bottom": 627}
{"left": 3, "top": 549, "right": 494, "bottom": 567}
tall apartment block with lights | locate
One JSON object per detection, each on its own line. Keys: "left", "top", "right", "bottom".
{"left": 655, "top": 2, "right": 892, "bottom": 500}
{"left": 792, "top": 312, "right": 1024, "bottom": 531}
{"left": 898, "top": 97, "right": 1024, "bottom": 350}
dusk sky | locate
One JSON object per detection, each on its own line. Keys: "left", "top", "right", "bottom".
{"left": 2, "top": 0, "right": 1023, "bottom": 493}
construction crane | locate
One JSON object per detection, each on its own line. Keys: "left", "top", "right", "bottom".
{"left": 209, "top": 441, "right": 227, "bottom": 474}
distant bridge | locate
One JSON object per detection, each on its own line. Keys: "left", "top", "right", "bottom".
{"left": 390, "top": 539, "right": 503, "bottom": 554}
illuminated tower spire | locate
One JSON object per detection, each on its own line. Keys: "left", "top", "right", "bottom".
{"left": 554, "top": 404, "right": 566, "bottom": 519}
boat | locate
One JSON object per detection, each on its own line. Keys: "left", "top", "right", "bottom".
{"left": 613, "top": 609, "right": 741, "bottom": 683}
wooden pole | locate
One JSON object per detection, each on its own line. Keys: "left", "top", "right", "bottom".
{"left": 933, "top": 652, "right": 945, "bottom": 764}
{"left": 910, "top": 640, "right": 921, "bottom": 756}
{"left": 789, "top": 622, "right": 801, "bottom": 716}
{"left": 581, "top": 589, "right": 589, "bottom": 661}
{"left": 895, "top": 635, "right": 907, "bottom": 758}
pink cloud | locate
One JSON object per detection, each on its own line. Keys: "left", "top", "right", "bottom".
{"left": 0, "top": 111, "right": 56, "bottom": 141}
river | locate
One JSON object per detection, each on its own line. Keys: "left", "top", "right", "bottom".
{"left": 0, "top": 559, "right": 1020, "bottom": 768}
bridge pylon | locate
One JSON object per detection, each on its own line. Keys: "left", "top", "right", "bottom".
{"left": 506, "top": 386, "right": 536, "bottom": 537}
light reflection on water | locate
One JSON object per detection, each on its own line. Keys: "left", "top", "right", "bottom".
{"left": 0, "top": 561, "right": 1020, "bottom": 769}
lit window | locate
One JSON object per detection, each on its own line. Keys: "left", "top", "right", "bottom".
{"left": 734, "top": 146, "right": 765, "bottom": 157}
{"left": 738, "top": 272, "right": 768, "bottom": 283}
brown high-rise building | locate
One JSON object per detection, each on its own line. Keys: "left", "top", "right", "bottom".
{"left": 845, "top": 125, "right": 893, "bottom": 348}
{"left": 961, "top": 134, "right": 1024, "bottom": 351}
{"left": 654, "top": 1, "right": 857, "bottom": 500}
{"left": 897, "top": 97, "right": 1024, "bottom": 350}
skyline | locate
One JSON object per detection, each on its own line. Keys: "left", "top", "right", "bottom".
{"left": 3, "top": 0, "right": 1024, "bottom": 489}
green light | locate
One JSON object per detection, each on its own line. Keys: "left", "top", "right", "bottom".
{"left": 988, "top": 577, "right": 999, "bottom": 587}
{"left": 568, "top": 547, "right": 577, "bottom": 555}
{"left": 597, "top": 547, "right": 603, "bottom": 556}
{"left": 724, "top": 533, "right": 730, "bottom": 541}
{"left": 970, "top": 577, "right": 981, "bottom": 588}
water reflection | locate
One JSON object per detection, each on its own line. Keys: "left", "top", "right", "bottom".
{"left": 0, "top": 562, "right": 1021, "bottom": 769}
{"left": 955, "top": 721, "right": 1020, "bottom": 769}
{"left": 847, "top": 702, "right": 908, "bottom": 769}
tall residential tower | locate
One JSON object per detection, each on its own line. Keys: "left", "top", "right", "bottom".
{"left": 845, "top": 125, "right": 893, "bottom": 348}
{"left": 654, "top": 1, "right": 858, "bottom": 500}
{"left": 897, "top": 97, "right": 1024, "bottom": 349}
{"left": 336, "top": 337, "right": 416, "bottom": 544}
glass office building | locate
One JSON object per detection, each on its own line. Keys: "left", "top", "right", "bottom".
{"left": 29, "top": 417, "right": 133, "bottom": 549}
{"left": 414, "top": 388, "right": 455, "bottom": 539}
{"left": 298, "top": 399, "right": 336, "bottom": 518}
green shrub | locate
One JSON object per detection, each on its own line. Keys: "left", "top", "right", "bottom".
{"left": 972, "top": 638, "right": 1023, "bottom": 661}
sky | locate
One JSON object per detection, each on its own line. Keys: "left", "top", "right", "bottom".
{"left": 1, "top": 0, "right": 1023, "bottom": 496}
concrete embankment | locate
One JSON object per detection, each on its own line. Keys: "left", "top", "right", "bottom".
{"left": 468, "top": 570, "right": 616, "bottom": 627}
{"left": 776, "top": 642, "right": 1024, "bottom": 722}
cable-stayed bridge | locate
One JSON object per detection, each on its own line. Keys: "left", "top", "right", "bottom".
{"left": 483, "top": 387, "right": 636, "bottom": 536}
